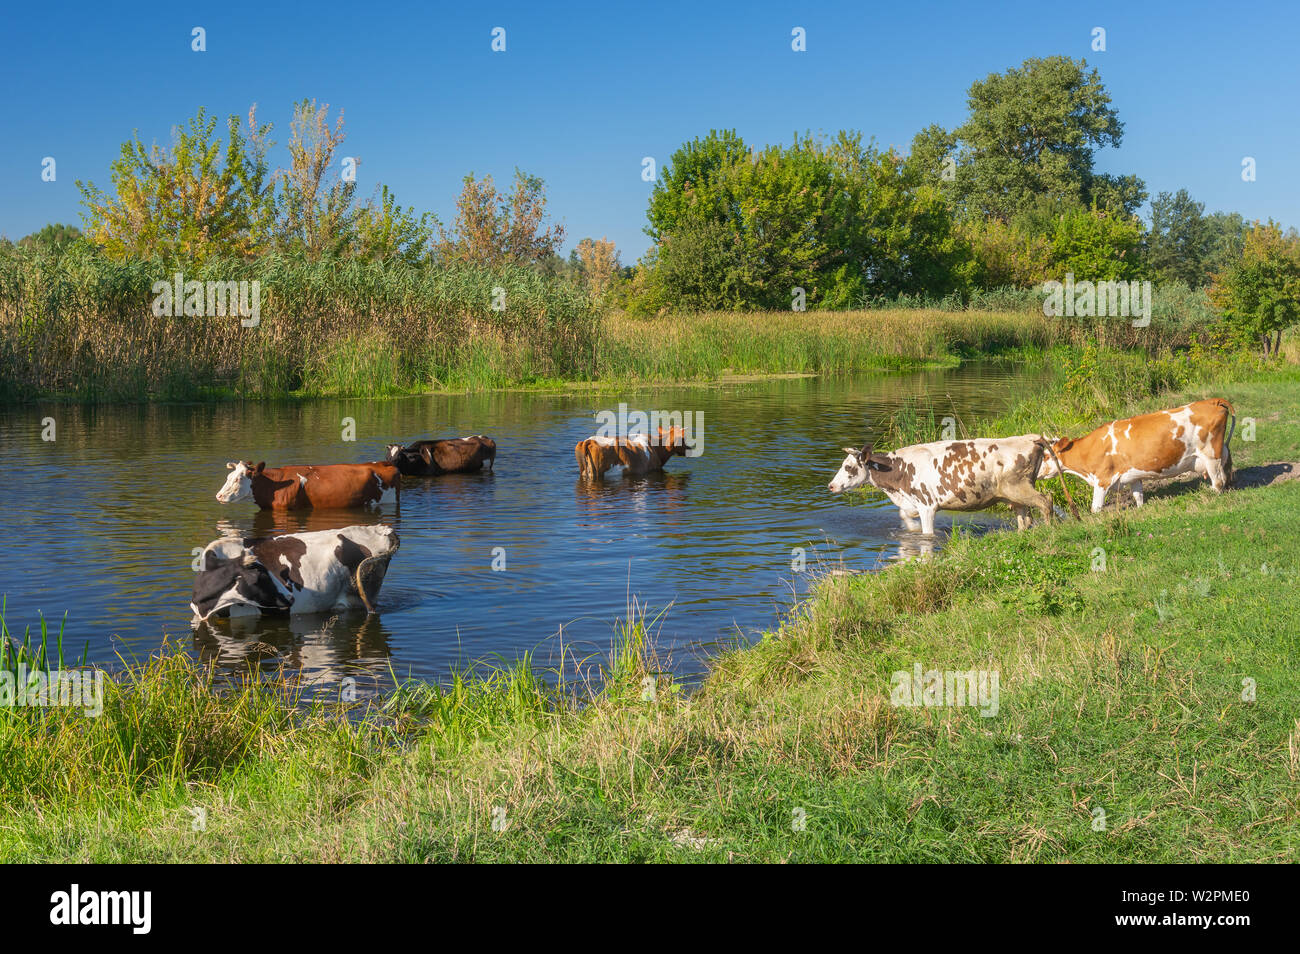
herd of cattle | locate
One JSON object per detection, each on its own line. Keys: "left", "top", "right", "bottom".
{"left": 191, "top": 399, "right": 1236, "bottom": 622}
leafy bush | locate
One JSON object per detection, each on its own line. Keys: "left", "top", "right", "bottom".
{"left": 632, "top": 131, "right": 972, "bottom": 312}
{"left": 1208, "top": 220, "right": 1300, "bottom": 357}
{"left": 1049, "top": 206, "right": 1144, "bottom": 280}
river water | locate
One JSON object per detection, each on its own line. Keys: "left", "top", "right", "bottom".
{"left": 0, "top": 361, "right": 1042, "bottom": 695}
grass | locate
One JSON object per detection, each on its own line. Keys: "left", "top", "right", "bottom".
{"left": 1, "top": 347, "right": 1298, "bottom": 861}
{"left": 0, "top": 243, "right": 1220, "bottom": 402}
{"left": 0, "top": 246, "right": 602, "bottom": 402}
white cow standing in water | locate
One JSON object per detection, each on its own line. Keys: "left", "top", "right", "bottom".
{"left": 828, "top": 436, "right": 1053, "bottom": 534}
{"left": 191, "top": 525, "right": 399, "bottom": 621}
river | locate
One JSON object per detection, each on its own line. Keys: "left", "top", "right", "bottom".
{"left": 0, "top": 361, "right": 1044, "bottom": 696}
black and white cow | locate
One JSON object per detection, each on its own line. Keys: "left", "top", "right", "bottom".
{"left": 191, "top": 525, "right": 399, "bottom": 621}
{"left": 828, "top": 436, "right": 1053, "bottom": 534}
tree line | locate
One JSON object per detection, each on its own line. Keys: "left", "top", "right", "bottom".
{"left": 622, "top": 56, "right": 1298, "bottom": 355}
{"left": 5, "top": 58, "right": 1298, "bottom": 357}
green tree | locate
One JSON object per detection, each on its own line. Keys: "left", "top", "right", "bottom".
{"left": 275, "top": 99, "right": 358, "bottom": 258}
{"left": 18, "top": 223, "right": 83, "bottom": 254}
{"left": 635, "top": 131, "right": 971, "bottom": 311}
{"left": 1146, "top": 189, "right": 1211, "bottom": 286}
{"left": 950, "top": 56, "right": 1142, "bottom": 220}
{"left": 351, "top": 185, "right": 434, "bottom": 263}
{"left": 1203, "top": 211, "right": 1249, "bottom": 280}
{"left": 1050, "top": 206, "right": 1144, "bottom": 280}
{"left": 645, "top": 129, "right": 750, "bottom": 242}
{"left": 77, "top": 106, "right": 274, "bottom": 262}
{"left": 1208, "top": 220, "right": 1300, "bottom": 357}
{"left": 436, "top": 170, "right": 565, "bottom": 268}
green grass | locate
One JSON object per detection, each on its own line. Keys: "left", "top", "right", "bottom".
{"left": 0, "top": 247, "right": 602, "bottom": 402}
{"left": 1, "top": 241, "right": 1222, "bottom": 403}
{"left": 1, "top": 349, "right": 1298, "bottom": 861}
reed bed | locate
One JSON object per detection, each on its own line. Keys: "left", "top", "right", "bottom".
{"left": 0, "top": 246, "right": 601, "bottom": 402}
{"left": 0, "top": 245, "right": 1220, "bottom": 403}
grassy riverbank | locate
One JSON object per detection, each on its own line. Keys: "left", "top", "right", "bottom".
{"left": 2, "top": 350, "right": 1297, "bottom": 862}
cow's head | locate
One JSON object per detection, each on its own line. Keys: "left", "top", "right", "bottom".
{"left": 215, "top": 460, "right": 263, "bottom": 503}
{"left": 384, "top": 444, "right": 404, "bottom": 463}
{"left": 828, "top": 443, "right": 885, "bottom": 493}
{"left": 656, "top": 426, "right": 689, "bottom": 457}
{"left": 191, "top": 549, "right": 292, "bottom": 620}
{"left": 1035, "top": 437, "right": 1073, "bottom": 480}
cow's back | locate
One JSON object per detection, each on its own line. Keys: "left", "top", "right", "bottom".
{"left": 1085, "top": 400, "right": 1232, "bottom": 480}
{"left": 891, "top": 438, "right": 1043, "bottom": 511}
{"left": 433, "top": 436, "right": 494, "bottom": 472}
{"left": 260, "top": 464, "right": 398, "bottom": 509}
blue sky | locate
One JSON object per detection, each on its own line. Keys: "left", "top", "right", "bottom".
{"left": 2, "top": 0, "right": 1296, "bottom": 260}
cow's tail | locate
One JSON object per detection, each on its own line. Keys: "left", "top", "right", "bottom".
{"left": 1218, "top": 399, "right": 1236, "bottom": 487}
{"left": 1029, "top": 434, "right": 1050, "bottom": 483}
{"left": 1034, "top": 433, "right": 1081, "bottom": 521}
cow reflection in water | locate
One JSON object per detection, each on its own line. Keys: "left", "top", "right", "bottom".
{"left": 573, "top": 470, "right": 691, "bottom": 513}
{"left": 192, "top": 612, "right": 394, "bottom": 695}
{"left": 890, "top": 515, "right": 1002, "bottom": 562}
{"left": 893, "top": 532, "right": 938, "bottom": 561}
{"left": 246, "top": 508, "right": 398, "bottom": 537}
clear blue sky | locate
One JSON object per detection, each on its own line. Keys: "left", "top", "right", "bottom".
{"left": 2, "top": 0, "right": 1296, "bottom": 260}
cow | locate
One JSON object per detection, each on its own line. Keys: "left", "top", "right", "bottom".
{"left": 1037, "top": 399, "right": 1235, "bottom": 512}
{"left": 385, "top": 435, "right": 496, "bottom": 476}
{"left": 191, "top": 524, "right": 399, "bottom": 620}
{"left": 574, "top": 426, "right": 688, "bottom": 480}
{"left": 828, "top": 436, "right": 1054, "bottom": 534}
{"left": 215, "top": 461, "right": 400, "bottom": 510}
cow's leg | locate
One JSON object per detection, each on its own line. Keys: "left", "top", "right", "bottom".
{"left": 1201, "top": 455, "right": 1229, "bottom": 493}
{"left": 1090, "top": 482, "right": 1109, "bottom": 513}
{"left": 1005, "top": 484, "right": 1053, "bottom": 529}
{"left": 919, "top": 507, "right": 937, "bottom": 535}
{"left": 899, "top": 507, "right": 921, "bottom": 532}
{"left": 1130, "top": 480, "right": 1145, "bottom": 507}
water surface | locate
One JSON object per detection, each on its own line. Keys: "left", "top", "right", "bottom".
{"left": 0, "top": 362, "right": 1043, "bottom": 695}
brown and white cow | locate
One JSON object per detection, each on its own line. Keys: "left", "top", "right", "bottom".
{"left": 191, "top": 524, "right": 399, "bottom": 620}
{"left": 575, "top": 426, "right": 688, "bottom": 480}
{"left": 215, "top": 461, "right": 400, "bottom": 510}
{"left": 385, "top": 436, "right": 496, "bottom": 476}
{"left": 1037, "top": 399, "right": 1235, "bottom": 512}
{"left": 828, "top": 436, "right": 1053, "bottom": 534}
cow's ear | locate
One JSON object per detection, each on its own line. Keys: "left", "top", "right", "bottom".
{"left": 841, "top": 447, "right": 859, "bottom": 456}
{"left": 255, "top": 461, "right": 266, "bottom": 473}
{"left": 419, "top": 445, "right": 433, "bottom": 465}
{"left": 1054, "top": 438, "right": 1073, "bottom": 452}
{"left": 226, "top": 461, "right": 237, "bottom": 471}
{"left": 858, "top": 443, "right": 873, "bottom": 460}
